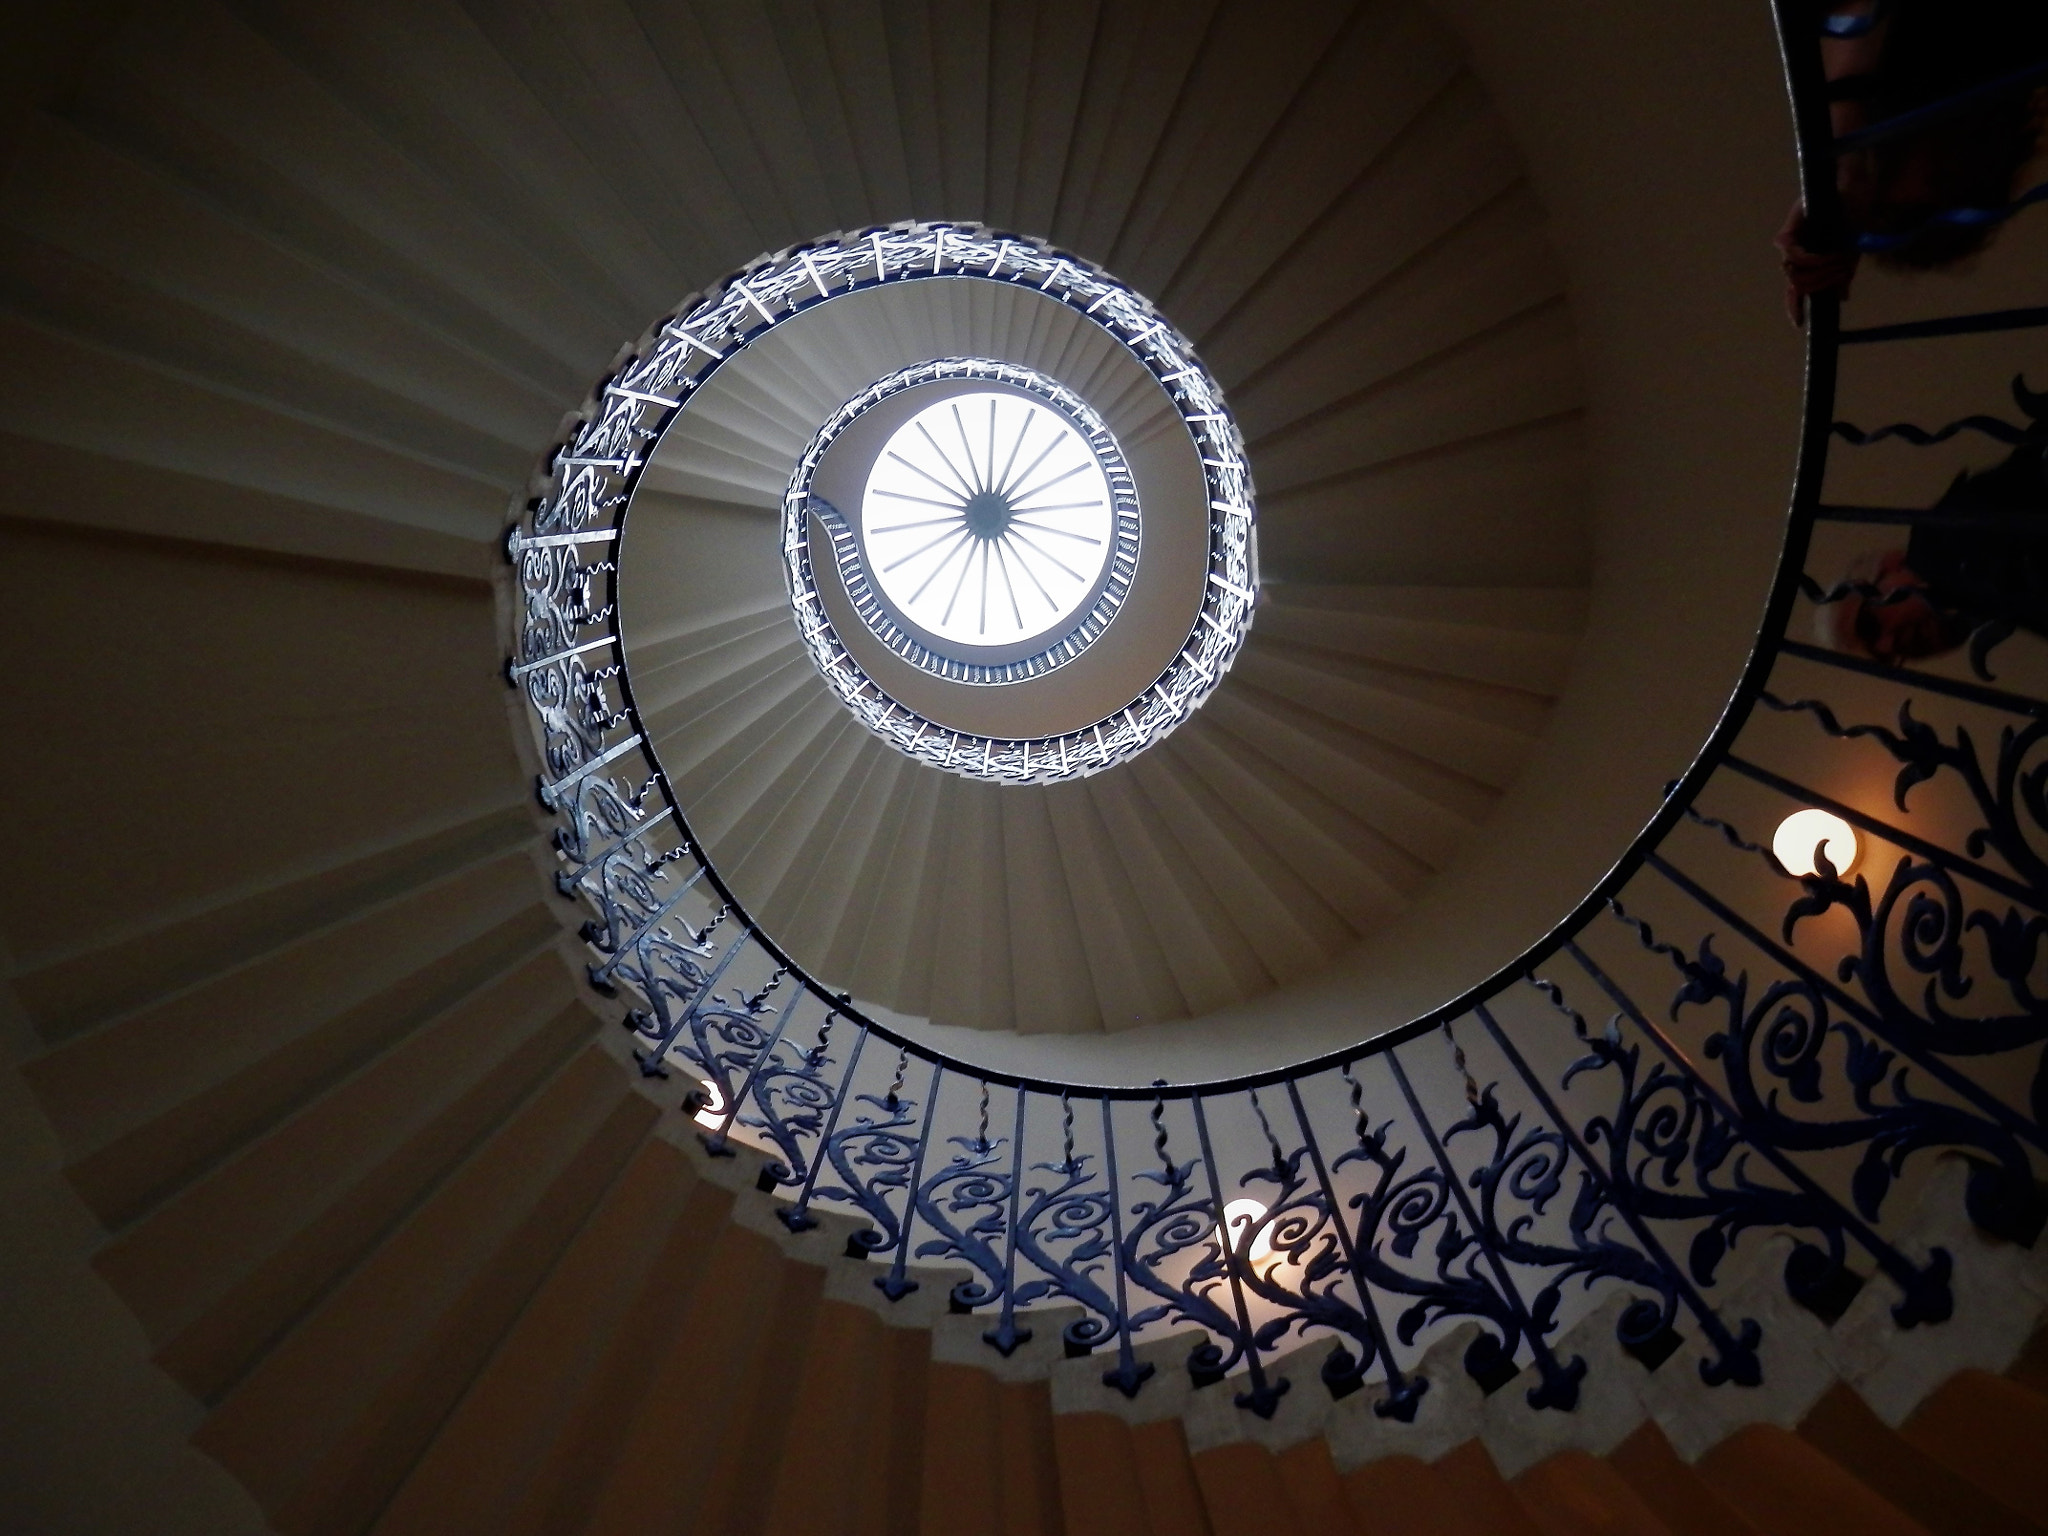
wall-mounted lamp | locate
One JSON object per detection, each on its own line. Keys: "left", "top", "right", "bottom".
{"left": 692, "top": 1079, "right": 728, "bottom": 1131}
{"left": 1219, "top": 1197, "right": 1277, "bottom": 1266}
{"left": 1773, "top": 808, "right": 1859, "bottom": 877}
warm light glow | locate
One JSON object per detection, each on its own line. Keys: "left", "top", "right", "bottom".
{"left": 1220, "top": 1198, "right": 1277, "bottom": 1265}
{"left": 1773, "top": 808, "right": 1859, "bottom": 877}
{"left": 692, "top": 1078, "right": 728, "bottom": 1131}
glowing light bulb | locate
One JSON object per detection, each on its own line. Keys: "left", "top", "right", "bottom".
{"left": 1773, "top": 808, "right": 1859, "bottom": 877}
{"left": 1219, "top": 1198, "right": 1277, "bottom": 1265}
{"left": 692, "top": 1078, "right": 728, "bottom": 1131}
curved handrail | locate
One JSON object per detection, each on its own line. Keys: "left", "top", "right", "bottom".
{"left": 507, "top": 0, "right": 2048, "bottom": 1420}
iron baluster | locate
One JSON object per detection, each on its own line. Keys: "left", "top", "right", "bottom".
{"left": 700, "top": 978, "right": 807, "bottom": 1157}
{"left": 1283, "top": 1078, "right": 1423, "bottom": 1419}
{"left": 550, "top": 773, "right": 664, "bottom": 879}
{"left": 552, "top": 774, "right": 669, "bottom": 919}
{"left": 912, "top": 1079, "right": 1012, "bottom": 1317}
{"left": 586, "top": 864, "right": 712, "bottom": 986}
{"left": 1387, "top": 1043, "right": 1580, "bottom": 1408}
{"left": 1680, "top": 796, "right": 2048, "bottom": 1064}
{"left": 984, "top": 1088, "right": 1033, "bottom": 1355}
{"left": 1097, "top": 1097, "right": 1154, "bottom": 1399}
{"left": 606, "top": 897, "right": 724, "bottom": 1050}
{"left": 1649, "top": 854, "right": 2048, "bottom": 1156}
{"left": 750, "top": 1008, "right": 841, "bottom": 1192}
{"left": 813, "top": 1046, "right": 924, "bottom": 1262}
{"left": 555, "top": 805, "right": 678, "bottom": 895}
{"left": 1571, "top": 930, "right": 1953, "bottom": 1325}
{"left": 877, "top": 1061, "right": 945, "bottom": 1301}
{"left": 677, "top": 963, "right": 785, "bottom": 1116}
{"left": 628, "top": 925, "right": 749, "bottom": 1078}
{"left": 1006, "top": 1094, "right": 1122, "bottom": 1360}
{"left": 1226, "top": 1084, "right": 1392, "bottom": 1400}
{"left": 1334, "top": 1060, "right": 1525, "bottom": 1395}
{"left": 1643, "top": 856, "right": 2048, "bottom": 1245}
{"left": 536, "top": 731, "right": 643, "bottom": 811}
{"left": 1727, "top": 744, "right": 2045, "bottom": 910}
{"left": 1476, "top": 999, "right": 1764, "bottom": 1385}
{"left": 779, "top": 1023, "right": 869, "bottom": 1232}
{"left": 1117, "top": 1091, "right": 1246, "bottom": 1393}
{"left": 806, "top": 1048, "right": 921, "bottom": 1277}
{"left": 1190, "top": 1093, "right": 1287, "bottom": 1417}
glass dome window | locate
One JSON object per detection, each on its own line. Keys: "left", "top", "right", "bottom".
{"left": 860, "top": 391, "right": 1117, "bottom": 651}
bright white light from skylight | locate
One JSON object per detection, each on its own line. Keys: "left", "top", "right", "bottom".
{"left": 860, "top": 392, "right": 1115, "bottom": 650}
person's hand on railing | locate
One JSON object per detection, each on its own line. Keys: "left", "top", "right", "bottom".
{"left": 1775, "top": 200, "right": 1859, "bottom": 327}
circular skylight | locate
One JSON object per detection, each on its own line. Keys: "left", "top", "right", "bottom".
{"left": 860, "top": 392, "right": 1115, "bottom": 650}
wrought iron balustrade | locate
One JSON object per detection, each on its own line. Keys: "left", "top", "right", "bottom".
{"left": 508, "top": 0, "right": 2048, "bottom": 1423}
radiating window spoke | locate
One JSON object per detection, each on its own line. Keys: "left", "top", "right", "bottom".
{"left": 860, "top": 390, "right": 1116, "bottom": 650}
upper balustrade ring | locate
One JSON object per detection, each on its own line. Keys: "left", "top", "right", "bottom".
{"left": 512, "top": 220, "right": 1254, "bottom": 789}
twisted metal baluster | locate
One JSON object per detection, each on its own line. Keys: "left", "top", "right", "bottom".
{"left": 1437, "top": 1010, "right": 1734, "bottom": 1393}
{"left": 779, "top": 1023, "right": 869, "bottom": 1232}
{"left": 609, "top": 899, "right": 726, "bottom": 1060}
{"left": 553, "top": 796, "right": 674, "bottom": 896}
{"left": 1476, "top": 999, "right": 1764, "bottom": 1386}
{"left": 677, "top": 964, "right": 785, "bottom": 1120}
{"left": 911, "top": 1077, "right": 1012, "bottom": 1316}
{"left": 1008, "top": 1093, "right": 1120, "bottom": 1360}
{"left": 1283, "top": 1077, "right": 1423, "bottom": 1419}
{"left": 1729, "top": 719, "right": 2048, "bottom": 906}
{"left": 1116, "top": 1091, "right": 1243, "bottom": 1391}
{"left": 751, "top": 1008, "right": 839, "bottom": 1192}
{"left": 1387, "top": 1041, "right": 1582, "bottom": 1409}
{"left": 702, "top": 985, "right": 807, "bottom": 1157}
{"left": 1648, "top": 855, "right": 2048, "bottom": 1186}
{"left": 877, "top": 1061, "right": 945, "bottom": 1300}
{"left": 1216, "top": 1083, "right": 1385, "bottom": 1409}
{"left": 1654, "top": 858, "right": 2047, "bottom": 1245}
{"left": 585, "top": 864, "right": 711, "bottom": 985}
{"left": 1191, "top": 1093, "right": 1287, "bottom": 1417}
{"left": 1097, "top": 1097, "right": 1154, "bottom": 1398}
{"left": 817, "top": 1047, "right": 923, "bottom": 1265}
{"left": 984, "top": 1087, "right": 1033, "bottom": 1355}
{"left": 1738, "top": 777, "right": 2048, "bottom": 1110}
{"left": 1334, "top": 1058, "right": 1523, "bottom": 1394}
{"left": 1572, "top": 929, "right": 1953, "bottom": 1325}
{"left": 628, "top": 925, "right": 749, "bottom": 1078}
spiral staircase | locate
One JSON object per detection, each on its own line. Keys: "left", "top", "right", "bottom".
{"left": 6, "top": 2, "right": 2048, "bottom": 1534}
